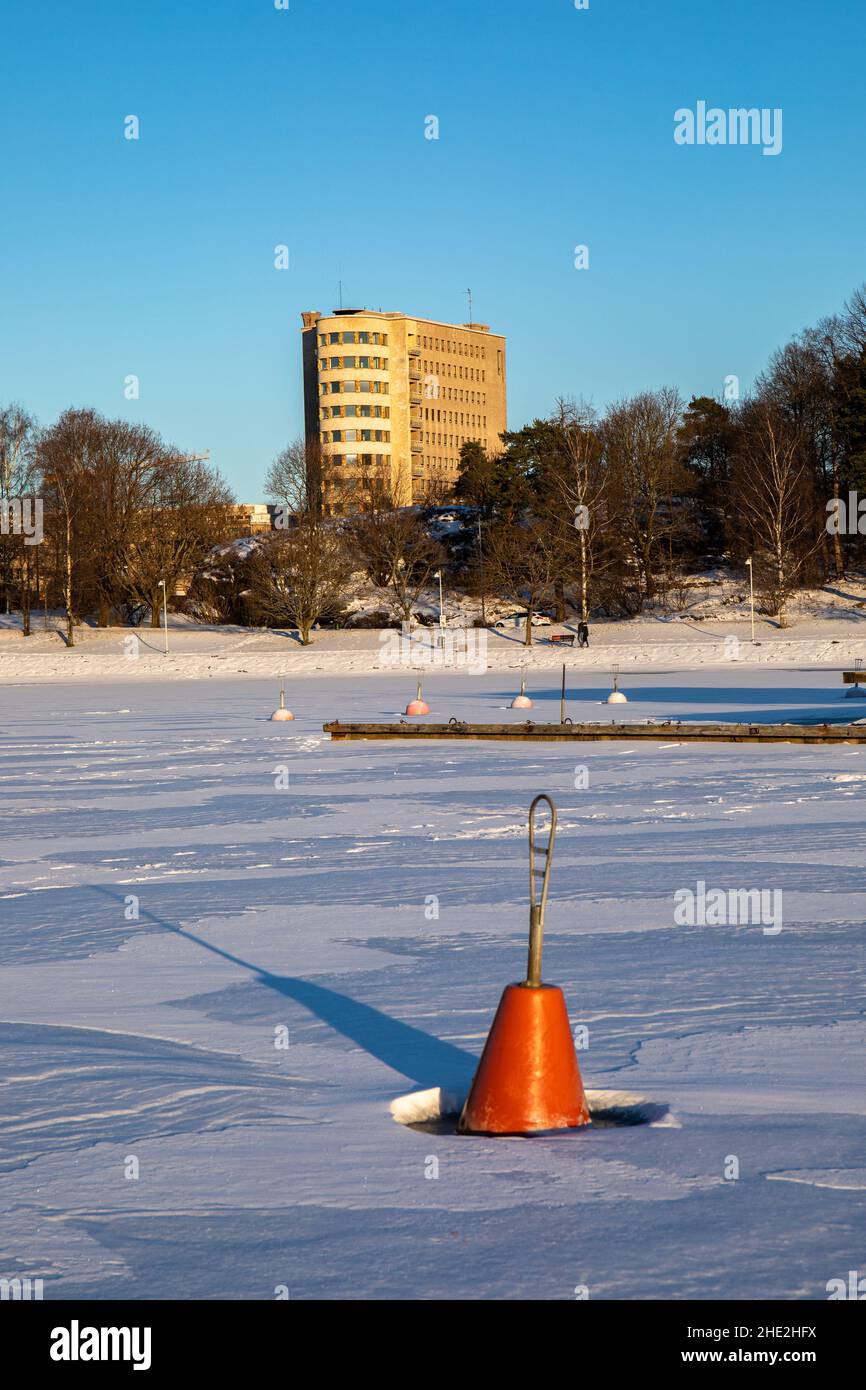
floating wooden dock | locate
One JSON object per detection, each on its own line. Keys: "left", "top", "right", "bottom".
{"left": 323, "top": 720, "right": 866, "bottom": 746}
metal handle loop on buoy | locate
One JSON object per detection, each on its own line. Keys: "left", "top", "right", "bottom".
{"left": 526, "top": 794, "right": 557, "bottom": 987}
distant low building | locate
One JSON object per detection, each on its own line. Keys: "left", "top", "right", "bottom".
{"left": 230, "top": 503, "right": 278, "bottom": 534}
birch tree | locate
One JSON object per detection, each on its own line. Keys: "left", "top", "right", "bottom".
{"left": 553, "top": 400, "right": 607, "bottom": 622}
{"left": 734, "top": 401, "right": 818, "bottom": 629}
{"left": 601, "top": 388, "right": 686, "bottom": 607}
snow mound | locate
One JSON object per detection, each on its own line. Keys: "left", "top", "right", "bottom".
{"left": 390, "top": 1086, "right": 678, "bottom": 1129}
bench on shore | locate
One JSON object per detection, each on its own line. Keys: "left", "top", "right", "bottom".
{"left": 549, "top": 632, "right": 576, "bottom": 647}
{"left": 842, "top": 670, "right": 866, "bottom": 684}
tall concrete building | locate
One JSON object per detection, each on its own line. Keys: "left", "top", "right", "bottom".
{"left": 301, "top": 308, "right": 507, "bottom": 508}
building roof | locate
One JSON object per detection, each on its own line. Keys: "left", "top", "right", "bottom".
{"left": 301, "top": 309, "right": 497, "bottom": 335}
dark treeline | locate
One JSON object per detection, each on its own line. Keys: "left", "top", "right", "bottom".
{"left": 0, "top": 407, "right": 235, "bottom": 644}
{"left": 3, "top": 282, "right": 866, "bottom": 644}
{"left": 453, "top": 281, "right": 866, "bottom": 632}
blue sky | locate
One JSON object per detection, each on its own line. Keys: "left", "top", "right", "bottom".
{"left": 1, "top": 0, "right": 864, "bottom": 498}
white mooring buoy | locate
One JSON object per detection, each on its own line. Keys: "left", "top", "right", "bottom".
{"left": 606, "top": 664, "right": 628, "bottom": 705}
{"left": 270, "top": 682, "right": 295, "bottom": 721}
{"left": 845, "top": 660, "right": 866, "bottom": 698}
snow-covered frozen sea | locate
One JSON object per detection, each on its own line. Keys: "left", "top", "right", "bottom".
{"left": 1, "top": 666, "right": 865, "bottom": 1299}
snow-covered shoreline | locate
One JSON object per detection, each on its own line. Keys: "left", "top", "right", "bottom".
{"left": 2, "top": 626, "right": 866, "bottom": 684}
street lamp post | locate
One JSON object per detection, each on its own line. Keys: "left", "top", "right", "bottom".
{"left": 432, "top": 569, "right": 448, "bottom": 651}
{"left": 158, "top": 579, "right": 169, "bottom": 655}
{"left": 477, "top": 515, "right": 487, "bottom": 627}
{"left": 745, "top": 557, "right": 755, "bottom": 643}
{"left": 434, "top": 569, "right": 446, "bottom": 628}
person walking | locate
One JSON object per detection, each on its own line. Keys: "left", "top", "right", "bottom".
{"left": 577, "top": 621, "right": 589, "bottom": 649}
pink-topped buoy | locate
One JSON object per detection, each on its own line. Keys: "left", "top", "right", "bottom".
{"left": 270, "top": 683, "right": 294, "bottom": 721}
{"left": 405, "top": 682, "right": 430, "bottom": 716}
{"left": 510, "top": 675, "right": 533, "bottom": 710}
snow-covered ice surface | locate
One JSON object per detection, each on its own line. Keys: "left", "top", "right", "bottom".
{"left": 1, "top": 666, "right": 865, "bottom": 1300}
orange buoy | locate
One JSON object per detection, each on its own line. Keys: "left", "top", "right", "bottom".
{"left": 405, "top": 682, "right": 430, "bottom": 716}
{"left": 458, "top": 794, "right": 590, "bottom": 1135}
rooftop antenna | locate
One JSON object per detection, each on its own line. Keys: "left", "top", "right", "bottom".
{"left": 467, "top": 287, "right": 473, "bottom": 324}
{"left": 338, "top": 279, "right": 343, "bottom": 309}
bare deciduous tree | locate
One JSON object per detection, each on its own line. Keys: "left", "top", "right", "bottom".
{"left": 38, "top": 410, "right": 232, "bottom": 638}
{"left": 39, "top": 409, "right": 102, "bottom": 645}
{"left": 552, "top": 399, "right": 608, "bottom": 623}
{"left": 248, "top": 519, "right": 352, "bottom": 643}
{"left": 125, "top": 456, "right": 235, "bottom": 626}
{"left": 484, "top": 520, "right": 561, "bottom": 646}
{"left": 415, "top": 474, "right": 454, "bottom": 507}
{"left": 348, "top": 506, "right": 443, "bottom": 624}
{"left": 760, "top": 332, "right": 843, "bottom": 579}
{"left": 839, "top": 282, "right": 866, "bottom": 357}
{"left": 601, "top": 388, "right": 688, "bottom": 607}
{"left": 734, "top": 401, "right": 819, "bottom": 628}
{"left": 83, "top": 419, "right": 172, "bottom": 625}
{"left": 265, "top": 438, "right": 336, "bottom": 520}
{"left": 0, "top": 403, "right": 40, "bottom": 632}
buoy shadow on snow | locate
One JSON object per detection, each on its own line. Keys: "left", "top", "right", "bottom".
{"left": 389, "top": 1086, "right": 680, "bottom": 1135}
{"left": 93, "top": 888, "right": 476, "bottom": 1091}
